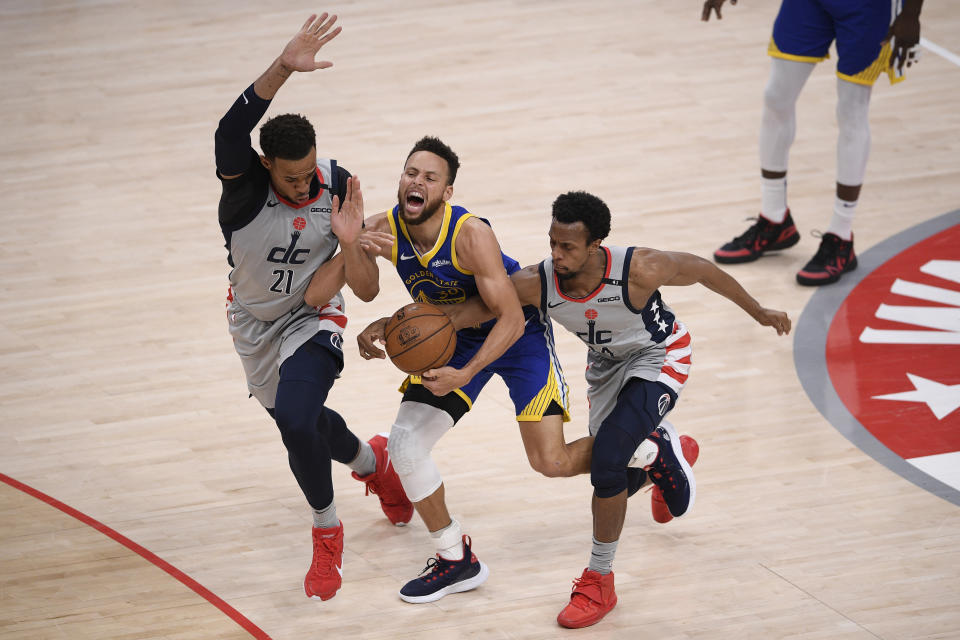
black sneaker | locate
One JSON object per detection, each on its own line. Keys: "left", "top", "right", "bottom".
{"left": 646, "top": 422, "right": 696, "bottom": 518}
{"left": 714, "top": 210, "right": 800, "bottom": 264}
{"left": 796, "top": 232, "right": 857, "bottom": 286}
{"left": 399, "top": 535, "right": 490, "bottom": 603}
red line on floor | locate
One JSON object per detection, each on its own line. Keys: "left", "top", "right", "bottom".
{"left": 0, "top": 472, "right": 272, "bottom": 640}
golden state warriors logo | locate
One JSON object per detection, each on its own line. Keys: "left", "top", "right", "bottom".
{"left": 404, "top": 270, "right": 467, "bottom": 305}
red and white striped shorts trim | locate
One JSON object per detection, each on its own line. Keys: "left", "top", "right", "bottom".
{"left": 657, "top": 321, "right": 692, "bottom": 395}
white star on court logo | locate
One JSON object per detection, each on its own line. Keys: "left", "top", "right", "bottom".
{"left": 873, "top": 373, "right": 960, "bottom": 420}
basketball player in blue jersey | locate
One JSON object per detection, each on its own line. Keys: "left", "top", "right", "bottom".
{"left": 446, "top": 191, "right": 790, "bottom": 627}
{"left": 344, "top": 136, "right": 609, "bottom": 604}
{"left": 703, "top": 0, "right": 924, "bottom": 285}
{"left": 214, "top": 13, "right": 410, "bottom": 602}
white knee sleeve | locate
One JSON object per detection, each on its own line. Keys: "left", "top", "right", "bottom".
{"left": 387, "top": 401, "right": 454, "bottom": 502}
{"left": 760, "top": 58, "right": 815, "bottom": 171}
{"left": 836, "top": 78, "right": 872, "bottom": 187}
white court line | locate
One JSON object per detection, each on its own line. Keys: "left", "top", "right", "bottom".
{"left": 920, "top": 37, "right": 960, "bottom": 68}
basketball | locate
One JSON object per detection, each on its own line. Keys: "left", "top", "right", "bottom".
{"left": 384, "top": 302, "right": 457, "bottom": 375}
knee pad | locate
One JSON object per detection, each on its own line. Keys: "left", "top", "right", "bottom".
{"left": 591, "top": 423, "right": 638, "bottom": 499}
{"left": 387, "top": 401, "right": 454, "bottom": 502}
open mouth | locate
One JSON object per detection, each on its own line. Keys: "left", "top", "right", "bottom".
{"left": 405, "top": 190, "right": 425, "bottom": 213}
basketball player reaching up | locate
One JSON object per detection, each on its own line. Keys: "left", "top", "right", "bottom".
{"left": 214, "top": 13, "right": 409, "bottom": 602}
{"left": 703, "top": 0, "right": 924, "bottom": 285}
{"left": 444, "top": 191, "right": 790, "bottom": 628}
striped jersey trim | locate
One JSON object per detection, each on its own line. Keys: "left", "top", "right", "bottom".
{"left": 656, "top": 321, "right": 692, "bottom": 395}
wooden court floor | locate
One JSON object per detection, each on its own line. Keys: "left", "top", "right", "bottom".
{"left": 1, "top": 1, "right": 958, "bottom": 638}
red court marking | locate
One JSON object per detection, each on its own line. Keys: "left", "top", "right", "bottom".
{"left": 825, "top": 224, "right": 960, "bottom": 459}
{"left": 0, "top": 472, "right": 272, "bottom": 640}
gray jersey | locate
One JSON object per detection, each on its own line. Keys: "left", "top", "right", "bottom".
{"left": 227, "top": 157, "right": 343, "bottom": 322}
{"left": 540, "top": 245, "right": 691, "bottom": 432}
{"left": 224, "top": 157, "right": 347, "bottom": 409}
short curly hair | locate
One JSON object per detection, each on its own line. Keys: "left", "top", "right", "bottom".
{"left": 406, "top": 136, "right": 460, "bottom": 185}
{"left": 551, "top": 191, "right": 611, "bottom": 242}
{"left": 260, "top": 113, "right": 316, "bottom": 161}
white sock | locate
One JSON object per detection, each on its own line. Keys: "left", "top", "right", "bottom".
{"left": 761, "top": 177, "right": 788, "bottom": 223}
{"left": 431, "top": 518, "right": 464, "bottom": 560}
{"left": 827, "top": 197, "right": 856, "bottom": 240}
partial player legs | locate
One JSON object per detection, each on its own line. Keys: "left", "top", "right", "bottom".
{"left": 795, "top": 78, "right": 869, "bottom": 285}
{"left": 517, "top": 411, "right": 593, "bottom": 478}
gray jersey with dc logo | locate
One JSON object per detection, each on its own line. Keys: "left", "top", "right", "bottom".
{"left": 226, "top": 157, "right": 343, "bottom": 322}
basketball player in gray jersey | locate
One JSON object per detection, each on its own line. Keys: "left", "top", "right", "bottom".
{"left": 448, "top": 191, "right": 789, "bottom": 628}
{"left": 214, "top": 13, "right": 409, "bottom": 602}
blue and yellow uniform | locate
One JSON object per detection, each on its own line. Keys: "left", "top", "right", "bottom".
{"left": 769, "top": 0, "right": 902, "bottom": 85}
{"left": 387, "top": 202, "right": 570, "bottom": 422}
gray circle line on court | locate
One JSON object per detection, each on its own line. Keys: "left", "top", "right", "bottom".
{"left": 793, "top": 209, "right": 960, "bottom": 508}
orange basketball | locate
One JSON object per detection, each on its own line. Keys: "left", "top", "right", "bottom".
{"left": 384, "top": 302, "right": 457, "bottom": 375}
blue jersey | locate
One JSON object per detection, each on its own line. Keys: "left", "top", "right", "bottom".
{"left": 386, "top": 202, "right": 570, "bottom": 421}
{"left": 386, "top": 202, "right": 519, "bottom": 305}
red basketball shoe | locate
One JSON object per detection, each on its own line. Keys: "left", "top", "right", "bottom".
{"left": 557, "top": 568, "right": 618, "bottom": 629}
{"left": 305, "top": 521, "right": 343, "bottom": 600}
{"left": 352, "top": 433, "right": 414, "bottom": 525}
{"left": 651, "top": 434, "right": 699, "bottom": 523}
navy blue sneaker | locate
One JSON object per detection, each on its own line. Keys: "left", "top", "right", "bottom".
{"left": 646, "top": 421, "right": 696, "bottom": 517}
{"left": 399, "top": 535, "right": 490, "bottom": 604}
{"left": 627, "top": 468, "right": 648, "bottom": 497}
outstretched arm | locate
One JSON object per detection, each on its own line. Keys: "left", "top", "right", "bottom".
{"left": 442, "top": 264, "right": 541, "bottom": 330}
{"left": 632, "top": 248, "right": 791, "bottom": 335}
{"left": 215, "top": 14, "right": 341, "bottom": 181}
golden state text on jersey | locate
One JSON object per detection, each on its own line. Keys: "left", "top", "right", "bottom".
{"left": 387, "top": 203, "right": 519, "bottom": 306}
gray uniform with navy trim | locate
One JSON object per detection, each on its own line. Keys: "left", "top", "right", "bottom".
{"left": 225, "top": 157, "right": 347, "bottom": 409}
{"left": 540, "top": 245, "right": 691, "bottom": 434}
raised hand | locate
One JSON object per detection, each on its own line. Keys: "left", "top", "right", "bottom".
{"left": 702, "top": 0, "right": 735, "bottom": 21}
{"left": 279, "top": 13, "right": 342, "bottom": 73}
{"left": 331, "top": 176, "right": 364, "bottom": 246}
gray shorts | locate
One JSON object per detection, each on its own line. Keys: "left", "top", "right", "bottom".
{"left": 227, "top": 299, "right": 346, "bottom": 409}
{"left": 585, "top": 322, "right": 691, "bottom": 435}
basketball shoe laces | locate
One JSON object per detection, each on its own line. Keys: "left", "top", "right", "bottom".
{"left": 360, "top": 468, "right": 406, "bottom": 510}
{"left": 731, "top": 216, "right": 778, "bottom": 251}
{"left": 806, "top": 231, "right": 847, "bottom": 273}
{"left": 568, "top": 571, "right": 604, "bottom": 610}
{"left": 311, "top": 533, "right": 340, "bottom": 578}
{"left": 417, "top": 556, "right": 457, "bottom": 584}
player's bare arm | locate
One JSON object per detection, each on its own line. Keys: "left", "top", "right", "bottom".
{"left": 630, "top": 247, "right": 791, "bottom": 335}
{"left": 420, "top": 218, "right": 525, "bottom": 396}
{"left": 442, "top": 264, "right": 541, "bottom": 330}
{"left": 702, "top": 0, "right": 736, "bottom": 22}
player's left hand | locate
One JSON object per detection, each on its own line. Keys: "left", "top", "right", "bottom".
{"left": 331, "top": 176, "right": 364, "bottom": 246}
{"left": 420, "top": 366, "right": 469, "bottom": 397}
{"left": 886, "top": 10, "right": 922, "bottom": 72}
{"left": 755, "top": 308, "right": 791, "bottom": 336}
